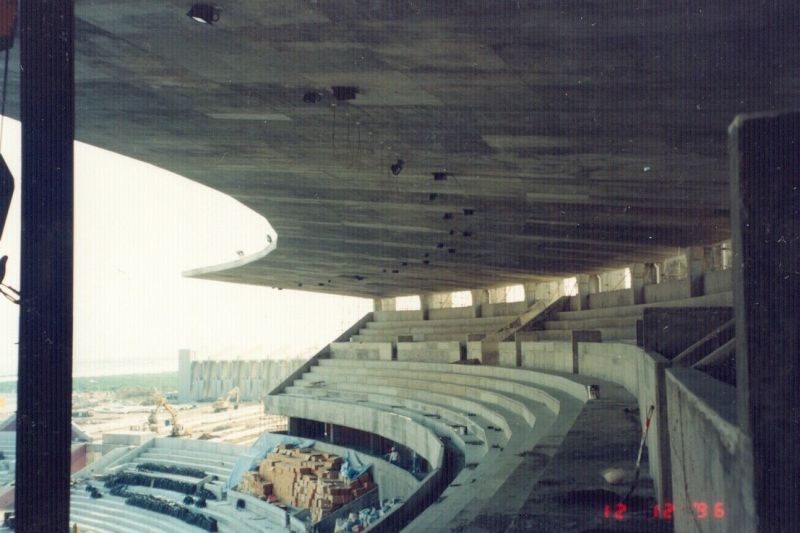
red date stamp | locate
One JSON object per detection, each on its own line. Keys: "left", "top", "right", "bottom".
{"left": 603, "top": 501, "right": 725, "bottom": 521}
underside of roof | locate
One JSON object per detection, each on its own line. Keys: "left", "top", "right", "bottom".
{"left": 7, "top": 1, "right": 798, "bottom": 297}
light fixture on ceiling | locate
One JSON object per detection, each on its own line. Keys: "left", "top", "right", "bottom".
{"left": 390, "top": 159, "right": 405, "bottom": 176}
{"left": 433, "top": 172, "right": 448, "bottom": 181}
{"left": 187, "top": 4, "right": 220, "bottom": 24}
{"left": 331, "top": 86, "right": 358, "bottom": 101}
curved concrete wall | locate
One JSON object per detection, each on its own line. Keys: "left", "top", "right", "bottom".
{"left": 264, "top": 395, "right": 445, "bottom": 470}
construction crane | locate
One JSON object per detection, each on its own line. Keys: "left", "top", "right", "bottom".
{"left": 212, "top": 386, "right": 240, "bottom": 412}
{"left": 148, "top": 392, "right": 190, "bottom": 437}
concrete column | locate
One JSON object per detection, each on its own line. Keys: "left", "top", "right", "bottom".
{"left": 373, "top": 297, "right": 396, "bottom": 312}
{"left": 522, "top": 282, "right": 538, "bottom": 306}
{"left": 471, "top": 289, "right": 490, "bottom": 317}
{"left": 17, "top": 0, "right": 75, "bottom": 528}
{"left": 630, "top": 263, "right": 658, "bottom": 304}
{"left": 685, "top": 246, "right": 707, "bottom": 296}
{"left": 178, "top": 349, "right": 194, "bottom": 403}
{"left": 730, "top": 111, "right": 800, "bottom": 533}
{"left": 420, "top": 292, "right": 452, "bottom": 312}
{"left": 487, "top": 287, "right": 507, "bottom": 304}
{"left": 576, "top": 274, "right": 598, "bottom": 310}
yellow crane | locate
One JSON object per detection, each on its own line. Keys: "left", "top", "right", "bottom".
{"left": 212, "top": 386, "right": 240, "bottom": 412}
{"left": 148, "top": 392, "right": 190, "bottom": 437}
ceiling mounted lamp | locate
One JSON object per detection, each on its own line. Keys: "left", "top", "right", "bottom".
{"left": 390, "top": 159, "right": 405, "bottom": 176}
{"left": 433, "top": 172, "right": 448, "bottom": 181}
{"left": 187, "top": 4, "right": 221, "bottom": 24}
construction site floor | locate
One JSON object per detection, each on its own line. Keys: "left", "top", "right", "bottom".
{"left": 449, "top": 376, "right": 673, "bottom": 533}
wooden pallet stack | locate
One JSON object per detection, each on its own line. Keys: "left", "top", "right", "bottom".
{"left": 236, "top": 444, "right": 376, "bottom": 523}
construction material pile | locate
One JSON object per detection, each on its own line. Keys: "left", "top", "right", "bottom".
{"left": 237, "top": 444, "right": 376, "bottom": 523}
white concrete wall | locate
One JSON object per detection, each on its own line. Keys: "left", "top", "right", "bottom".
{"left": 397, "top": 341, "right": 461, "bottom": 363}
{"left": 520, "top": 341, "right": 573, "bottom": 373}
{"left": 330, "top": 342, "right": 392, "bottom": 361}
{"left": 665, "top": 368, "right": 754, "bottom": 533}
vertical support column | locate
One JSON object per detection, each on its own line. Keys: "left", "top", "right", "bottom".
{"left": 630, "top": 263, "right": 658, "bottom": 304}
{"left": 471, "top": 289, "right": 490, "bottom": 316}
{"left": 373, "top": 297, "right": 396, "bottom": 312}
{"left": 685, "top": 246, "right": 706, "bottom": 297}
{"left": 17, "top": 0, "right": 74, "bottom": 530}
{"left": 576, "top": 274, "right": 597, "bottom": 310}
{"left": 522, "top": 282, "right": 538, "bottom": 306}
{"left": 729, "top": 111, "right": 800, "bottom": 532}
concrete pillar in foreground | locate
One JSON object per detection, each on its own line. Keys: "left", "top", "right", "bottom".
{"left": 730, "top": 111, "right": 800, "bottom": 532}
{"left": 685, "top": 246, "right": 706, "bottom": 297}
{"left": 17, "top": 0, "right": 74, "bottom": 528}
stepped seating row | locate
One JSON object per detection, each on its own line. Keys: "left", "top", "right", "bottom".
{"left": 350, "top": 315, "right": 518, "bottom": 343}
{"left": 267, "top": 359, "right": 587, "bottom": 530}
{"left": 130, "top": 441, "right": 241, "bottom": 480}
{"left": 526, "top": 291, "right": 734, "bottom": 343}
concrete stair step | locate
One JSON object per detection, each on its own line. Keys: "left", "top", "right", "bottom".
{"left": 556, "top": 291, "right": 732, "bottom": 321}
{"left": 543, "top": 315, "right": 641, "bottom": 330}
{"left": 364, "top": 315, "right": 516, "bottom": 330}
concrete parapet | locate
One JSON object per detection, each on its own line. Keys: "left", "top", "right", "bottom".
{"left": 480, "top": 301, "right": 527, "bottom": 317}
{"left": 330, "top": 342, "right": 392, "bottom": 361}
{"left": 397, "top": 341, "right": 461, "bottom": 363}
{"left": 374, "top": 310, "right": 424, "bottom": 322}
{"left": 643, "top": 278, "right": 691, "bottom": 304}
{"left": 520, "top": 341, "right": 572, "bottom": 373}
{"left": 588, "top": 288, "right": 634, "bottom": 309}
{"left": 264, "top": 395, "right": 445, "bottom": 469}
{"left": 665, "top": 368, "right": 754, "bottom": 532}
{"left": 702, "top": 268, "right": 732, "bottom": 295}
{"left": 497, "top": 342, "right": 517, "bottom": 368}
{"left": 428, "top": 306, "right": 477, "bottom": 320}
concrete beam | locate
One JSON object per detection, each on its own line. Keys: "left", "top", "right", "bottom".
{"left": 729, "top": 111, "right": 800, "bottom": 532}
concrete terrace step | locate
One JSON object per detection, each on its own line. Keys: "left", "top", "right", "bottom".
{"left": 525, "top": 326, "right": 638, "bottom": 341}
{"left": 306, "top": 365, "right": 561, "bottom": 415}
{"left": 556, "top": 290, "right": 733, "bottom": 322}
{"left": 132, "top": 456, "right": 232, "bottom": 478}
{"left": 70, "top": 491, "right": 199, "bottom": 533}
{"left": 290, "top": 376, "right": 537, "bottom": 430}
{"left": 543, "top": 315, "right": 640, "bottom": 330}
{"left": 360, "top": 322, "right": 510, "bottom": 336}
{"left": 316, "top": 358, "right": 589, "bottom": 401}
{"left": 351, "top": 332, "right": 472, "bottom": 343}
{"left": 364, "top": 315, "right": 516, "bottom": 330}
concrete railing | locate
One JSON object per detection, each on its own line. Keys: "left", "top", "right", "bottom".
{"left": 264, "top": 395, "right": 445, "bottom": 470}
{"left": 665, "top": 367, "right": 752, "bottom": 533}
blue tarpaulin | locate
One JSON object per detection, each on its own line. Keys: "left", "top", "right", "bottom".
{"left": 225, "top": 433, "right": 316, "bottom": 490}
{"left": 339, "top": 449, "right": 372, "bottom": 480}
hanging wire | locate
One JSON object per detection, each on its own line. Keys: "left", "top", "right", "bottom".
{"left": 0, "top": 48, "right": 9, "bottom": 152}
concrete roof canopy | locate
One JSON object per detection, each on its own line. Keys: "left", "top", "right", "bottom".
{"left": 8, "top": 0, "right": 798, "bottom": 297}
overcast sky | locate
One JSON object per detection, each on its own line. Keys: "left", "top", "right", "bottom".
{"left": 0, "top": 119, "right": 371, "bottom": 378}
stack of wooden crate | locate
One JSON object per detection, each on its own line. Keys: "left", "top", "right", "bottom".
{"left": 236, "top": 444, "right": 377, "bottom": 523}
